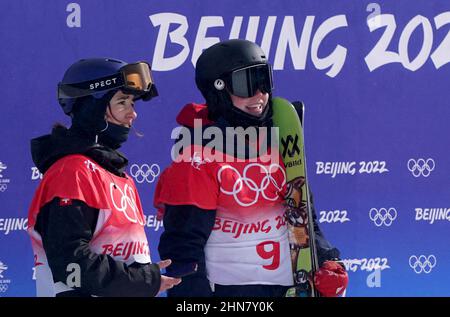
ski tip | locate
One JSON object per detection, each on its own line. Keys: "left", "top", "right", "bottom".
{"left": 291, "top": 101, "right": 304, "bottom": 124}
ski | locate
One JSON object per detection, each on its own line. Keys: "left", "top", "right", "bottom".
{"left": 272, "top": 97, "right": 319, "bottom": 297}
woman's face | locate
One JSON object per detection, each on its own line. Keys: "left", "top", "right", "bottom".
{"left": 106, "top": 90, "right": 137, "bottom": 127}
{"left": 229, "top": 89, "right": 269, "bottom": 117}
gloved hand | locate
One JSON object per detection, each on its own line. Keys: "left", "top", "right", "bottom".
{"left": 314, "top": 260, "right": 348, "bottom": 297}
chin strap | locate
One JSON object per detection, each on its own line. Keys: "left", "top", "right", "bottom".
{"left": 95, "top": 120, "right": 109, "bottom": 144}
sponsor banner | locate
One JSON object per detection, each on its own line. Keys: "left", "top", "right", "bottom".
{"left": 0, "top": 0, "right": 449, "bottom": 296}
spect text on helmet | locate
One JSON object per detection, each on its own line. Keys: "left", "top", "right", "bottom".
{"left": 89, "top": 77, "right": 118, "bottom": 90}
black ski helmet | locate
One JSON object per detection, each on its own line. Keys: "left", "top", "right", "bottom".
{"left": 58, "top": 57, "right": 158, "bottom": 115}
{"left": 195, "top": 39, "right": 273, "bottom": 127}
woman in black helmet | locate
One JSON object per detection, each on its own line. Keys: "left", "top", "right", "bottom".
{"left": 155, "top": 40, "right": 348, "bottom": 297}
{"left": 28, "top": 58, "right": 181, "bottom": 297}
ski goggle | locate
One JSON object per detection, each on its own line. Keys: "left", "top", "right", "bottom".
{"left": 222, "top": 63, "right": 273, "bottom": 98}
{"left": 58, "top": 62, "right": 158, "bottom": 101}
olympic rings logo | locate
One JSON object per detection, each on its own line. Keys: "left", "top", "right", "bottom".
{"left": 0, "top": 184, "right": 7, "bottom": 192}
{"left": 409, "top": 255, "right": 436, "bottom": 274}
{"left": 129, "top": 164, "right": 160, "bottom": 184}
{"left": 0, "top": 284, "right": 8, "bottom": 293}
{"left": 407, "top": 158, "right": 435, "bottom": 177}
{"left": 110, "top": 183, "right": 144, "bottom": 225}
{"left": 217, "top": 163, "right": 286, "bottom": 207}
{"left": 369, "top": 208, "right": 397, "bottom": 227}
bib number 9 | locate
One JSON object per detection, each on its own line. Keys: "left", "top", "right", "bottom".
{"left": 256, "top": 241, "right": 280, "bottom": 270}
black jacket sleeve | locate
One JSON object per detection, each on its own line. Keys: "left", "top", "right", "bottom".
{"left": 35, "top": 198, "right": 161, "bottom": 297}
{"left": 309, "top": 192, "right": 341, "bottom": 266}
{"left": 158, "top": 204, "right": 216, "bottom": 297}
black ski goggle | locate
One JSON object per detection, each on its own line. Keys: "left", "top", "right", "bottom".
{"left": 58, "top": 62, "right": 158, "bottom": 102}
{"left": 221, "top": 63, "right": 273, "bottom": 98}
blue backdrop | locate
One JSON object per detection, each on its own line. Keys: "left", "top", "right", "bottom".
{"left": 0, "top": 0, "right": 449, "bottom": 297}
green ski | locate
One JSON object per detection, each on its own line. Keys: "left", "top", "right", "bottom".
{"left": 272, "top": 97, "right": 319, "bottom": 297}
